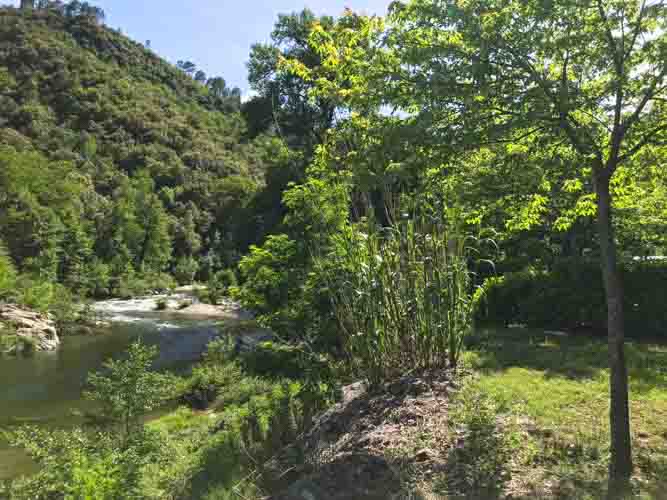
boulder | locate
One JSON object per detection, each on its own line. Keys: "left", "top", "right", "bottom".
{"left": 0, "top": 304, "right": 60, "bottom": 351}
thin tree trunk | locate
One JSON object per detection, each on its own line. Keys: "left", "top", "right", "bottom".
{"left": 595, "top": 170, "right": 633, "bottom": 493}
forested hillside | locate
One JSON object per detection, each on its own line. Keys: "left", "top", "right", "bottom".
{"left": 0, "top": 2, "right": 285, "bottom": 302}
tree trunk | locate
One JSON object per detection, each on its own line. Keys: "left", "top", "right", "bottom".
{"left": 595, "top": 170, "right": 633, "bottom": 493}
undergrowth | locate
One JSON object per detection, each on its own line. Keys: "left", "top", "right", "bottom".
{"left": 3, "top": 337, "right": 337, "bottom": 500}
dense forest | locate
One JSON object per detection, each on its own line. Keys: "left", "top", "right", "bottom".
{"left": 2, "top": 0, "right": 667, "bottom": 498}
{"left": 0, "top": 0, "right": 298, "bottom": 306}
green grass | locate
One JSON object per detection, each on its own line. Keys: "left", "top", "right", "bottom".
{"left": 460, "top": 328, "right": 667, "bottom": 498}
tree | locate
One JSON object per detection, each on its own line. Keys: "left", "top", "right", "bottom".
{"left": 194, "top": 69, "right": 207, "bottom": 83}
{"left": 84, "top": 341, "right": 173, "bottom": 444}
{"left": 206, "top": 76, "right": 242, "bottom": 111}
{"left": 0, "top": 240, "right": 17, "bottom": 300}
{"left": 20, "top": 0, "right": 34, "bottom": 10}
{"left": 59, "top": 218, "right": 93, "bottom": 296}
{"left": 132, "top": 173, "right": 173, "bottom": 273}
{"left": 295, "top": 1, "right": 667, "bottom": 489}
{"left": 247, "top": 9, "right": 337, "bottom": 148}
{"left": 176, "top": 60, "right": 196, "bottom": 76}
{"left": 0, "top": 147, "right": 88, "bottom": 281}
{"left": 174, "top": 204, "right": 201, "bottom": 258}
{"left": 207, "top": 76, "right": 229, "bottom": 98}
{"left": 79, "top": 3, "right": 105, "bottom": 23}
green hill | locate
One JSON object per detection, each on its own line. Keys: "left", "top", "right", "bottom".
{"left": 0, "top": 4, "right": 279, "bottom": 301}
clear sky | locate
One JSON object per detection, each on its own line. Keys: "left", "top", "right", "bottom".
{"left": 2, "top": 0, "right": 391, "bottom": 95}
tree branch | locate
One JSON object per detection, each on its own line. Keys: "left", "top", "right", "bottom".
{"left": 625, "top": 0, "right": 647, "bottom": 60}
{"left": 597, "top": 0, "right": 623, "bottom": 77}
{"left": 618, "top": 122, "right": 667, "bottom": 163}
{"left": 503, "top": 46, "right": 593, "bottom": 157}
{"left": 624, "top": 68, "right": 667, "bottom": 131}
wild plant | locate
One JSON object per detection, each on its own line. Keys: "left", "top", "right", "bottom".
{"left": 318, "top": 211, "right": 478, "bottom": 385}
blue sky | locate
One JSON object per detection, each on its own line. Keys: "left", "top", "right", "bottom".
{"left": 2, "top": 0, "right": 391, "bottom": 95}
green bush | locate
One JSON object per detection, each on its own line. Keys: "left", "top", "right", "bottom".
{"left": 174, "top": 256, "right": 199, "bottom": 286}
{"left": 478, "top": 260, "right": 667, "bottom": 337}
{"left": 180, "top": 362, "right": 244, "bottom": 410}
{"left": 195, "top": 287, "right": 212, "bottom": 304}
{"left": 239, "top": 341, "right": 338, "bottom": 419}
{"left": 231, "top": 234, "right": 300, "bottom": 326}
{"left": 207, "top": 269, "right": 237, "bottom": 305}
{"left": 320, "top": 216, "right": 476, "bottom": 385}
{"left": 443, "top": 384, "right": 513, "bottom": 498}
{"left": 12, "top": 275, "right": 78, "bottom": 327}
{"left": 5, "top": 425, "right": 169, "bottom": 500}
{"left": 240, "top": 341, "right": 307, "bottom": 380}
{"left": 0, "top": 242, "right": 17, "bottom": 300}
{"left": 85, "top": 342, "right": 175, "bottom": 442}
{"left": 144, "top": 272, "right": 177, "bottom": 294}
{"left": 625, "top": 262, "right": 667, "bottom": 336}
{"left": 15, "top": 276, "right": 59, "bottom": 312}
{"left": 88, "top": 259, "right": 111, "bottom": 298}
{"left": 116, "top": 271, "right": 150, "bottom": 299}
{"left": 48, "top": 285, "right": 79, "bottom": 329}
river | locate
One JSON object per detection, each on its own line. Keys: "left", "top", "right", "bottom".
{"left": 0, "top": 293, "right": 230, "bottom": 480}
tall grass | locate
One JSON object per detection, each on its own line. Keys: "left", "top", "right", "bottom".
{"left": 319, "top": 214, "right": 476, "bottom": 385}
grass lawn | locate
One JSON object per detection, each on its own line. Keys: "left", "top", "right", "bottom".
{"left": 461, "top": 328, "right": 667, "bottom": 499}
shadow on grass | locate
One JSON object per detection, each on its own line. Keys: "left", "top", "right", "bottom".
{"left": 185, "top": 433, "right": 261, "bottom": 500}
{"left": 467, "top": 328, "right": 667, "bottom": 393}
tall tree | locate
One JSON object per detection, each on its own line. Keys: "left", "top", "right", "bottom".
{"left": 206, "top": 76, "right": 242, "bottom": 111}
{"left": 247, "top": 9, "right": 337, "bottom": 148}
{"left": 176, "top": 60, "right": 196, "bottom": 76}
{"left": 194, "top": 70, "right": 207, "bottom": 84}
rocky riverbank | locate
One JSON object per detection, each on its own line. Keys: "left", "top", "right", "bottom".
{"left": 0, "top": 304, "right": 59, "bottom": 353}
{"left": 92, "top": 289, "right": 253, "bottom": 322}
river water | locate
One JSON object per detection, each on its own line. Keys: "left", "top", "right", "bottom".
{"left": 0, "top": 293, "right": 225, "bottom": 480}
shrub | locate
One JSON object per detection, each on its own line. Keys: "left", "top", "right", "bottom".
{"left": 320, "top": 216, "right": 476, "bottom": 385}
{"left": 625, "top": 261, "right": 667, "bottom": 336}
{"left": 15, "top": 275, "right": 58, "bottom": 312}
{"left": 444, "top": 385, "right": 513, "bottom": 498}
{"left": 84, "top": 341, "right": 175, "bottom": 442}
{"left": 144, "top": 272, "right": 177, "bottom": 294}
{"left": 0, "top": 242, "right": 17, "bottom": 300}
{"left": 230, "top": 234, "right": 329, "bottom": 341}
{"left": 5, "top": 425, "right": 168, "bottom": 499}
{"left": 238, "top": 341, "right": 305, "bottom": 380}
{"left": 116, "top": 271, "right": 150, "bottom": 299}
{"left": 174, "top": 256, "right": 199, "bottom": 285}
{"left": 48, "top": 285, "right": 79, "bottom": 329}
{"left": 207, "top": 269, "right": 237, "bottom": 305}
{"left": 231, "top": 234, "right": 299, "bottom": 321}
{"left": 180, "top": 362, "right": 244, "bottom": 410}
{"left": 88, "top": 259, "right": 111, "bottom": 298}
{"left": 203, "top": 336, "right": 236, "bottom": 364}
{"left": 478, "top": 260, "right": 667, "bottom": 337}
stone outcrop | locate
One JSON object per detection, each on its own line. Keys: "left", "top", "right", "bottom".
{"left": 0, "top": 304, "right": 60, "bottom": 352}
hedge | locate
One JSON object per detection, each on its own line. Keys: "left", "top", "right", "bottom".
{"left": 477, "top": 261, "right": 667, "bottom": 338}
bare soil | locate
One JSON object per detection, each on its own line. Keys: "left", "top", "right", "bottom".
{"left": 268, "top": 372, "right": 458, "bottom": 500}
